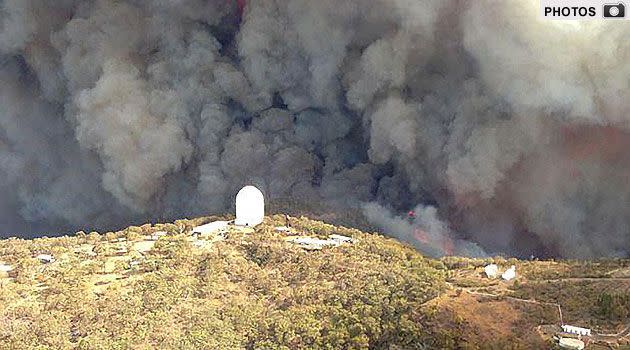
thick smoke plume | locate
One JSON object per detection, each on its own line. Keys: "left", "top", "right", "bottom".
{"left": 0, "top": 0, "right": 628, "bottom": 258}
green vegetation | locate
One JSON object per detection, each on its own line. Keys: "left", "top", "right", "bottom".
{"left": 511, "top": 280, "right": 628, "bottom": 330}
{"left": 0, "top": 215, "right": 448, "bottom": 349}
{"left": 1, "top": 215, "right": 628, "bottom": 349}
{"left": 597, "top": 293, "right": 630, "bottom": 321}
{"left": 518, "top": 259, "right": 630, "bottom": 279}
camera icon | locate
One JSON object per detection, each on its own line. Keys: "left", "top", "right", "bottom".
{"left": 603, "top": 2, "right": 625, "bottom": 18}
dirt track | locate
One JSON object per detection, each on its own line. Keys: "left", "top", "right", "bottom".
{"left": 456, "top": 285, "right": 630, "bottom": 345}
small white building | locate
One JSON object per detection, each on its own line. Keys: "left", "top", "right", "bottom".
{"left": 234, "top": 186, "right": 265, "bottom": 227}
{"left": 0, "top": 263, "right": 14, "bottom": 278}
{"left": 289, "top": 237, "right": 340, "bottom": 250}
{"left": 484, "top": 264, "right": 499, "bottom": 278}
{"left": 129, "top": 260, "right": 141, "bottom": 269}
{"left": 561, "top": 325, "right": 591, "bottom": 337}
{"left": 36, "top": 254, "right": 55, "bottom": 264}
{"left": 192, "top": 221, "right": 230, "bottom": 237}
{"left": 148, "top": 231, "right": 167, "bottom": 241}
{"left": 558, "top": 338, "right": 585, "bottom": 350}
{"left": 330, "top": 234, "right": 355, "bottom": 244}
{"left": 287, "top": 234, "right": 355, "bottom": 250}
{"left": 501, "top": 265, "right": 516, "bottom": 281}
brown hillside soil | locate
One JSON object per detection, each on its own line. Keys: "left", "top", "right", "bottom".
{"left": 424, "top": 290, "right": 550, "bottom": 349}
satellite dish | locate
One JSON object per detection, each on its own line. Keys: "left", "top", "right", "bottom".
{"left": 234, "top": 186, "right": 265, "bottom": 227}
{"left": 484, "top": 264, "right": 499, "bottom": 278}
{"left": 501, "top": 265, "right": 516, "bottom": 281}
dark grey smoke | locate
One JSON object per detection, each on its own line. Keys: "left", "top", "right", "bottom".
{"left": 0, "top": 0, "right": 628, "bottom": 258}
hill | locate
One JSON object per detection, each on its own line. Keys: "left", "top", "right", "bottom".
{"left": 0, "top": 215, "right": 628, "bottom": 349}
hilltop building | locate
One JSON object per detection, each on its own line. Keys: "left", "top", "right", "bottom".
{"left": 484, "top": 264, "right": 499, "bottom": 278}
{"left": 558, "top": 337, "right": 585, "bottom": 350}
{"left": 330, "top": 234, "right": 355, "bottom": 244}
{"left": 561, "top": 325, "right": 591, "bottom": 337}
{"left": 192, "top": 221, "right": 230, "bottom": 237}
{"left": 0, "top": 263, "right": 14, "bottom": 278}
{"left": 286, "top": 235, "right": 355, "bottom": 250}
{"left": 235, "top": 186, "right": 264, "bottom": 227}
{"left": 501, "top": 265, "right": 516, "bottom": 280}
{"left": 36, "top": 254, "right": 55, "bottom": 263}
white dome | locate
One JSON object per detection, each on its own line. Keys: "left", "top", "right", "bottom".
{"left": 234, "top": 186, "right": 264, "bottom": 227}
{"left": 501, "top": 265, "right": 516, "bottom": 281}
{"left": 484, "top": 264, "right": 498, "bottom": 278}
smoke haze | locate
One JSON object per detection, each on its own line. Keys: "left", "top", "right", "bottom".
{"left": 0, "top": 0, "right": 628, "bottom": 258}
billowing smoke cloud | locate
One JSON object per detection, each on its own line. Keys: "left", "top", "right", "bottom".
{"left": 0, "top": 0, "right": 628, "bottom": 258}
{"left": 363, "top": 202, "right": 487, "bottom": 258}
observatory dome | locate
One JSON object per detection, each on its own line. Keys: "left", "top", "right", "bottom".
{"left": 235, "top": 186, "right": 265, "bottom": 227}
